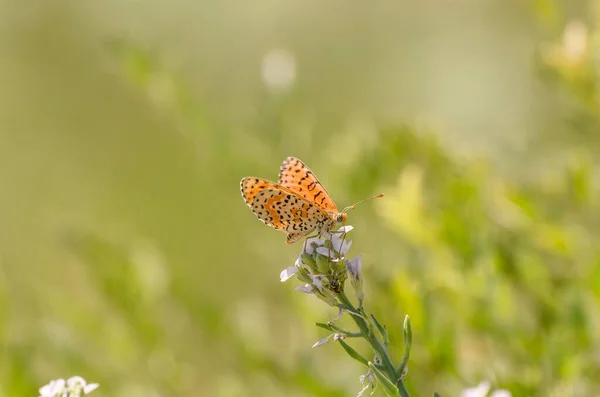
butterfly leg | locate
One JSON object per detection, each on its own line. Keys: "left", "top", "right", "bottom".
{"left": 333, "top": 220, "right": 351, "bottom": 258}
{"left": 302, "top": 232, "right": 321, "bottom": 252}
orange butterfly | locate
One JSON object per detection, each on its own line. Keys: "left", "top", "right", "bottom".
{"left": 240, "top": 157, "right": 382, "bottom": 244}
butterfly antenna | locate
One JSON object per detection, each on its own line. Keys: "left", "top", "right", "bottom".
{"left": 342, "top": 193, "right": 384, "bottom": 213}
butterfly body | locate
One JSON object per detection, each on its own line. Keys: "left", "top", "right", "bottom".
{"left": 240, "top": 157, "right": 346, "bottom": 244}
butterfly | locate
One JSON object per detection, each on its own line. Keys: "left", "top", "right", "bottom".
{"left": 240, "top": 156, "right": 382, "bottom": 244}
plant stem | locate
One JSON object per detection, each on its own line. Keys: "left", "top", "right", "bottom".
{"left": 337, "top": 291, "right": 410, "bottom": 397}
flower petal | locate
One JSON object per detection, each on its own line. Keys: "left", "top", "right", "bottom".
{"left": 330, "top": 234, "right": 352, "bottom": 256}
{"left": 39, "top": 379, "right": 66, "bottom": 397}
{"left": 83, "top": 383, "right": 100, "bottom": 394}
{"left": 338, "top": 225, "right": 354, "bottom": 233}
{"left": 333, "top": 307, "right": 343, "bottom": 320}
{"left": 295, "top": 284, "right": 313, "bottom": 293}
{"left": 316, "top": 246, "right": 333, "bottom": 258}
{"left": 67, "top": 376, "right": 86, "bottom": 388}
{"left": 280, "top": 266, "right": 299, "bottom": 282}
{"left": 346, "top": 256, "right": 363, "bottom": 280}
{"left": 312, "top": 333, "right": 334, "bottom": 348}
{"left": 490, "top": 390, "right": 511, "bottom": 397}
{"left": 304, "top": 237, "right": 324, "bottom": 254}
{"left": 460, "top": 382, "right": 491, "bottom": 397}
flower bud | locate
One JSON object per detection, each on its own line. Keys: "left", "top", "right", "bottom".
{"left": 315, "top": 253, "right": 331, "bottom": 274}
{"left": 296, "top": 267, "right": 313, "bottom": 284}
{"left": 346, "top": 256, "right": 364, "bottom": 302}
{"left": 301, "top": 253, "right": 318, "bottom": 273}
{"left": 314, "top": 286, "right": 339, "bottom": 306}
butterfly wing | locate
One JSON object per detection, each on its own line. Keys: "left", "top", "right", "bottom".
{"left": 240, "top": 177, "right": 329, "bottom": 242}
{"left": 286, "top": 232, "right": 309, "bottom": 244}
{"left": 277, "top": 157, "right": 339, "bottom": 213}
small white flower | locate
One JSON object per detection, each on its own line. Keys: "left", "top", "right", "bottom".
{"left": 338, "top": 225, "right": 354, "bottom": 233}
{"left": 39, "top": 379, "right": 66, "bottom": 397}
{"left": 461, "top": 381, "right": 490, "bottom": 397}
{"left": 294, "top": 254, "right": 304, "bottom": 267}
{"left": 304, "top": 237, "right": 325, "bottom": 255}
{"left": 346, "top": 256, "right": 362, "bottom": 281}
{"left": 309, "top": 274, "right": 325, "bottom": 292}
{"left": 316, "top": 246, "right": 334, "bottom": 258}
{"left": 295, "top": 284, "right": 313, "bottom": 294}
{"left": 67, "top": 376, "right": 86, "bottom": 388}
{"left": 312, "top": 333, "right": 334, "bottom": 348}
{"left": 357, "top": 370, "right": 376, "bottom": 397}
{"left": 333, "top": 307, "right": 343, "bottom": 320}
{"left": 460, "top": 381, "right": 511, "bottom": 397}
{"left": 39, "top": 376, "right": 99, "bottom": 397}
{"left": 346, "top": 255, "right": 364, "bottom": 301}
{"left": 280, "top": 266, "right": 299, "bottom": 282}
{"left": 67, "top": 376, "right": 100, "bottom": 395}
{"left": 83, "top": 383, "right": 100, "bottom": 394}
{"left": 330, "top": 228, "right": 353, "bottom": 256}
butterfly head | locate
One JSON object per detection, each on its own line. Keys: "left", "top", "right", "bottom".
{"left": 336, "top": 212, "right": 347, "bottom": 224}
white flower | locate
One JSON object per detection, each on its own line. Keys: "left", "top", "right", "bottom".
{"left": 309, "top": 274, "right": 325, "bottom": 292}
{"left": 39, "top": 379, "right": 66, "bottom": 397}
{"left": 303, "top": 237, "right": 325, "bottom": 255}
{"left": 346, "top": 255, "right": 364, "bottom": 301}
{"left": 39, "top": 376, "right": 99, "bottom": 397}
{"left": 316, "top": 246, "right": 334, "bottom": 258}
{"left": 280, "top": 266, "right": 298, "bottom": 282}
{"left": 346, "top": 255, "right": 362, "bottom": 281}
{"left": 460, "top": 381, "right": 511, "bottom": 397}
{"left": 338, "top": 225, "right": 354, "bottom": 233}
{"left": 295, "top": 284, "right": 313, "bottom": 293}
{"left": 67, "top": 377, "right": 99, "bottom": 395}
{"left": 333, "top": 307, "right": 343, "bottom": 320}
{"left": 357, "top": 370, "right": 376, "bottom": 397}
{"left": 330, "top": 226, "right": 353, "bottom": 256}
{"left": 312, "top": 333, "right": 334, "bottom": 348}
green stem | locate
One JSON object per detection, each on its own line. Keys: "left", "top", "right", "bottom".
{"left": 337, "top": 291, "right": 410, "bottom": 397}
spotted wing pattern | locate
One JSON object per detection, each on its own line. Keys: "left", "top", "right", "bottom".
{"left": 240, "top": 177, "right": 330, "bottom": 242}
{"left": 277, "top": 157, "right": 339, "bottom": 214}
{"left": 285, "top": 232, "right": 307, "bottom": 244}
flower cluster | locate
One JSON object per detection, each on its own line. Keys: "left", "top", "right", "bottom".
{"left": 279, "top": 225, "right": 414, "bottom": 397}
{"left": 280, "top": 226, "right": 363, "bottom": 306}
{"left": 38, "top": 376, "right": 99, "bottom": 397}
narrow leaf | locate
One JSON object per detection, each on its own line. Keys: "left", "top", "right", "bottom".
{"left": 369, "top": 361, "right": 400, "bottom": 397}
{"left": 315, "top": 322, "right": 334, "bottom": 331}
{"left": 371, "top": 314, "right": 389, "bottom": 345}
{"left": 338, "top": 339, "right": 369, "bottom": 366}
{"left": 397, "top": 315, "right": 413, "bottom": 377}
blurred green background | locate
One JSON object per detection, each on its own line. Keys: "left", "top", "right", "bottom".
{"left": 1, "top": 0, "right": 600, "bottom": 396}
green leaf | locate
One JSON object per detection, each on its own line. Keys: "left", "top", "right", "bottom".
{"left": 369, "top": 361, "right": 400, "bottom": 396}
{"left": 371, "top": 314, "right": 389, "bottom": 345}
{"left": 338, "top": 339, "right": 369, "bottom": 366}
{"left": 315, "top": 322, "right": 334, "bottom": 331}
{"left": 397, "top": 315, "right": 413, "bottom": 377}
